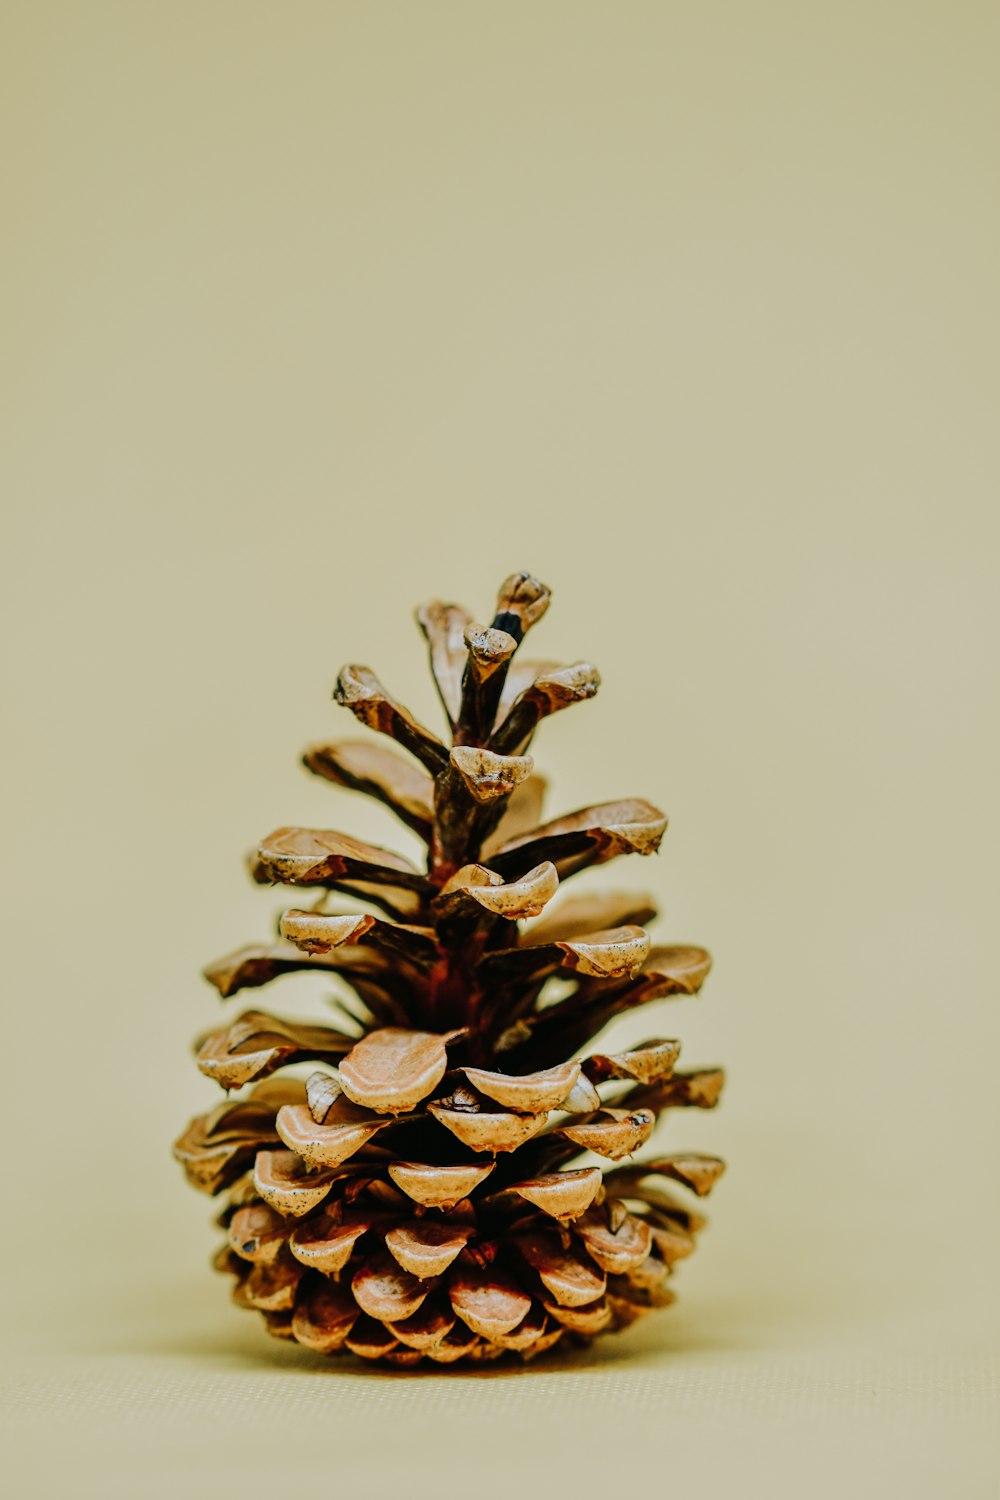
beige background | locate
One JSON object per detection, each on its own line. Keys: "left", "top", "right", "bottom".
{"left": 2, "top": 2, "right": 997, "bottom": 1495}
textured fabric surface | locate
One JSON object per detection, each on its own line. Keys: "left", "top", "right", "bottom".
{"left": 6, "top": 1138, "right": 999, "bottom": 1500}
{"left": 5, "top": 1263, "right": 997, "bottom": 1498}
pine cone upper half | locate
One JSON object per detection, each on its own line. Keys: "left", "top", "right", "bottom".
{"left": 174, "top": 572, "right": 724, "bottom": 1365}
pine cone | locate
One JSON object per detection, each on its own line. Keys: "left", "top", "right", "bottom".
{"left": 174, "top": 572, "right": 725, "bottom": 1365}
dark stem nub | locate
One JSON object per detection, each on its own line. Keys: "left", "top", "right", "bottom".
{"left": 491, "top": 610, "right": 524, "bottom": 643}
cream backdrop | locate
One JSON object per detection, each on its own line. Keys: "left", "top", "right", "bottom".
{"left": 2, "top": 2, "right": 997, "bottom": 1496}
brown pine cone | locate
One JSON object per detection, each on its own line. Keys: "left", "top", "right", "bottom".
{"left": 174, "top": 572, "right": 724, "bottom": 1365}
